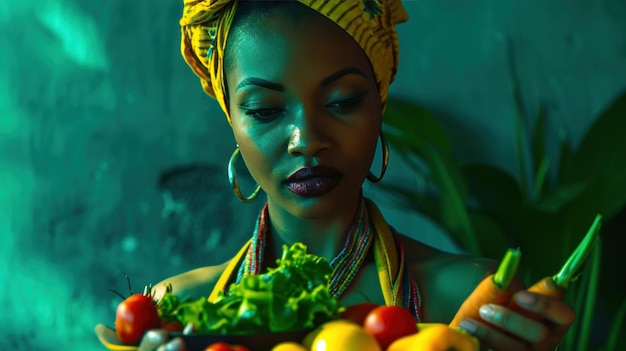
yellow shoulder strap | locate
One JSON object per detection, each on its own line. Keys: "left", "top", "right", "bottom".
{"left": 208, "top": 239, "right": 251, "bottom": 302}
{"left": 366, "top": 198, "right": 403, "bottom": 306}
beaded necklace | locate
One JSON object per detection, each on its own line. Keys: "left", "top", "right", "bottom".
{"left": 228, "top": 198, "right": 422, "bottom": 321}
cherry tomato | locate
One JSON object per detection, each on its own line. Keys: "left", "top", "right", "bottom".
{"left": 340, "top": 302, "right": 380, "bottom": 325}
{"left": 204, "top": 342, "right": 233, "bottom": 351}
{"left": 114, "top": 293, "right": 161, "bottom": 344}
{"left": 363, "top": 306, "right": 418, "bottom": 350}
{"left": 204, "top": 342, "right": 250, "bottom": 351}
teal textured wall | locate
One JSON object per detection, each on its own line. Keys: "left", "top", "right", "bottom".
{"left": 1, "top": 1, "right": 624, "bottom": 350}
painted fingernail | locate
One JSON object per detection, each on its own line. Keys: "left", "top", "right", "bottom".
{"left": 515, "top": 291, "right": 535, "bottom": 307}
{"left": 459, "top": 319, "right": 477, "bottom": 335}
{"left": 479, "top": 304, "right": 498, "bottom": 321}
{"left": 165, "top": 337, "right": 182, "bottom": 351}
{"left": 145, "top": 330, "right": 164, "bottom": 343}
{"left": 183, "top": 322, "right": 194, "bottom": 335}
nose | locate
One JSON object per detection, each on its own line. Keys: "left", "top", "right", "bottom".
{"left": 287, "top": 107, "right": 330, "bottom": 157}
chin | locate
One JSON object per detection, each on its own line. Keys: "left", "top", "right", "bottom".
{"left": 283, "top": 189, "right": 361, "bottom": 220}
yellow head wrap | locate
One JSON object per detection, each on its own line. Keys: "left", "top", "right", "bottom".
{"left": 180, "top": 0, "right": 408, "bottom": 124}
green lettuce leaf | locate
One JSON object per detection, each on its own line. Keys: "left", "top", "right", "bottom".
{"left": 158, "top": 243, "right": 343, "bottom": 334}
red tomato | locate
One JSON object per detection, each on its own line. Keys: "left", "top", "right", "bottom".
{"left": 363, "top": 306, "right": 418, "bottom": 350}
{"left": 340, "top": 302, "right": 380, "bottom": 325}
{"left": 204, "top": 342, "right": 250, "bottom": 351}
{"left": 204, "top": 342, "right": 234, "bottom": 351}
{"left": 115, "top": 293, "right": 161, "bottom": 344}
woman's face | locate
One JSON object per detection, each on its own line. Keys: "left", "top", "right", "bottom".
{"left": 226, "top": 6, "right": 382, "bottom": 219}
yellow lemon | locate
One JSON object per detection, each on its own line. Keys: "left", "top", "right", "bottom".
{"left": 271, "top": 341, "right": 308, "bottom": 351}
{"left": 301, "top": 326, "right": 323, "bottom": 349}
{"left": 310, "top": 320, "right": 382, "bottom": 351}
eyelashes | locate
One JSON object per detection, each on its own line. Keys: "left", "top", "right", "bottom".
{"left": 239, "top": 93, "right": 367, "bottom": 122}
{"left": 325, "top": 93, "right": 366, "bottom": 113}
{"left": 239, "top": 106, "right": 285, "bottom": 121}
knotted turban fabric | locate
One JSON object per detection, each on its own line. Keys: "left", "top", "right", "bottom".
{"left": 180, "top": 0, "right": 409, "bottom": 123}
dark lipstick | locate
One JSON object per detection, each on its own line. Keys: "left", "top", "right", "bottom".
{"left": 284, "top": 166, "right": 342, "bottom": 197}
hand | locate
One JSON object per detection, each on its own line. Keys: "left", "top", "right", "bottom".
{"left": 458, "top": 291, "right": 575, "bottom": 351}
{"left": 138, "top": 329, "right": 186, "bottom": 351}
{"left": 138, "top": 323, "right": 193, "bottom": 351}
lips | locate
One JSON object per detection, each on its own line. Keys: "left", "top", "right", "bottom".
{"left": 284, "top": 166, "right": 342, "bottom": 197}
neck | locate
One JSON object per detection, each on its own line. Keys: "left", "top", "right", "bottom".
{"left": 265, "top": 195, "right": 363, "bottom": 262}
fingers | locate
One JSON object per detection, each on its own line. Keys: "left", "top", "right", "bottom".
{"left": 478, "top": 304, "right": 548, "bottom": 343}
{"left": 138, "top": 330, "right": 169, "bottom": 351}
{"left": 139, "top": 330, "right": 185, "bottom": 351}
{"left": 94, "top": 324, "right": 118, "bottom": 342}
{"left": 183, "top": 322, "right": 195, "bottom": 335}
{"left": 513, "top": 291, "right": 576, "bottom": 327}
{"left": 459, "top": 293, "right": 576, "bottom": 351}
{"left": 459, "top": 318, "right": 531, "bottom": 351}
{"left": 156, "top": 337, "right": 185, "bottom": 351}
{"left": 138, "top": 323, "right": 192, "bottom": 351}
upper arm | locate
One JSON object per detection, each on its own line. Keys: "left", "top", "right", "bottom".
{"left": 411, "top": 255, "right": 498, "bottom": 323}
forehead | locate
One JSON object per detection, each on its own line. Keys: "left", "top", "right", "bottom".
{"left": 226, "top": 6, "right": 374, "bottom": 85}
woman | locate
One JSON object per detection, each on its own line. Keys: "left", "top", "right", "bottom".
{"left": 102, "top": 1, "right": 575, "bottom": 350}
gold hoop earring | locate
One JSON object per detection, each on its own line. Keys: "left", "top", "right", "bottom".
{"left": 228, "top": 147, "right": 261, "bottom": 203}
{"left": 367, "top": 133, "right": 389, "bottom": 183}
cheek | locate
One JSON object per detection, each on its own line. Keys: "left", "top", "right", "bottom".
{"left": 231, "top": 121, "right": 277, "bottom": 185}
{"left": 359, "top": 104, "right": 383, "bottom": 160}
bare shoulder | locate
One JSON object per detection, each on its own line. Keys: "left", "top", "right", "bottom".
{"left": 399, "top": 234, "right": 500, "bottom": 322}
{"left": 151, "top": 261, "right": 230, "bottom": 301}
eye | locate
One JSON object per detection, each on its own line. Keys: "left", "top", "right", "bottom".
{"left": 326, "top": 93, "right": 366, "bottom": 114}
{"left": 238, "top": 105, "right": 284, "bottom": 121}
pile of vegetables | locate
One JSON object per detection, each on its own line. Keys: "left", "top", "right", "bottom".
{"left": 109, "top": 219, "right": 600, "bottom": 350}
{"left": 158, "top": 243, "right": 342, "bottom": 334}
{"left": 263, "top": 304, "right": 477, "bottom": 351}
{"left": 108, "top": 241, "right": 477, "bottom": 350}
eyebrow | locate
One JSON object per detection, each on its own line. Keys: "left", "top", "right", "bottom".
{"left": 236, "top": 78, "right": 285, "bottom": 92}
{"left": 320, "top": 67, "right": 369, "bottom": 87}
{"left": 235, "top": 67, "right": 369, "bottom": 92}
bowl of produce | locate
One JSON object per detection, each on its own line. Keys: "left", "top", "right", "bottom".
{"left": 96, "top": 243, "right": 342, "bottom": 351}
{"left": 174, "top": 328, "right": 314, "bottom": 351}
{"left": 95, "top": 324, "right": 313, "bottom": 351}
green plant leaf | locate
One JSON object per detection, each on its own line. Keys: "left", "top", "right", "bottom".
{"left": 506, "top": 38, "right": 530, "bottom": 197}
{"left": 576, "top": 237, "right": 601, "bottom": 350}
{"left": 462, "top": 164, "right": 522, "bottom": 224}
{"left": 531, "top": 157, "right": 551, "bottom": 203}
{"left": 383, "top": 127, "right": 480, "bottom": 254}
{"left": 531, "top": 103, "right": 549, "bottom": 200}
{"left": 378, "top": 183, "right": 439, "bottom": 219}
{"left": 566, "top": 90, "right": 626, "bottom": 183}
{"left": 606, "top": 298, "right": 626, "bottom": 351}
{"left": 557, "top": 129, "right": 573, "bottom": 186}
{"left": 468, "top": 212, "right": 511, "bottom": 259}
{"left": 534, "top": 181, "right": 590, "bottom": 213}
{"left": 562, "top": 171, "right": 626, "bottom": 224}
{"left": 432, "top": 149, "right": 480, "bottom": 255}
{"left": 509, "top": 209, "right": 571, "bottom": 281}
{"left": 383, "top": 97, "right": 451, "bottom": 152}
